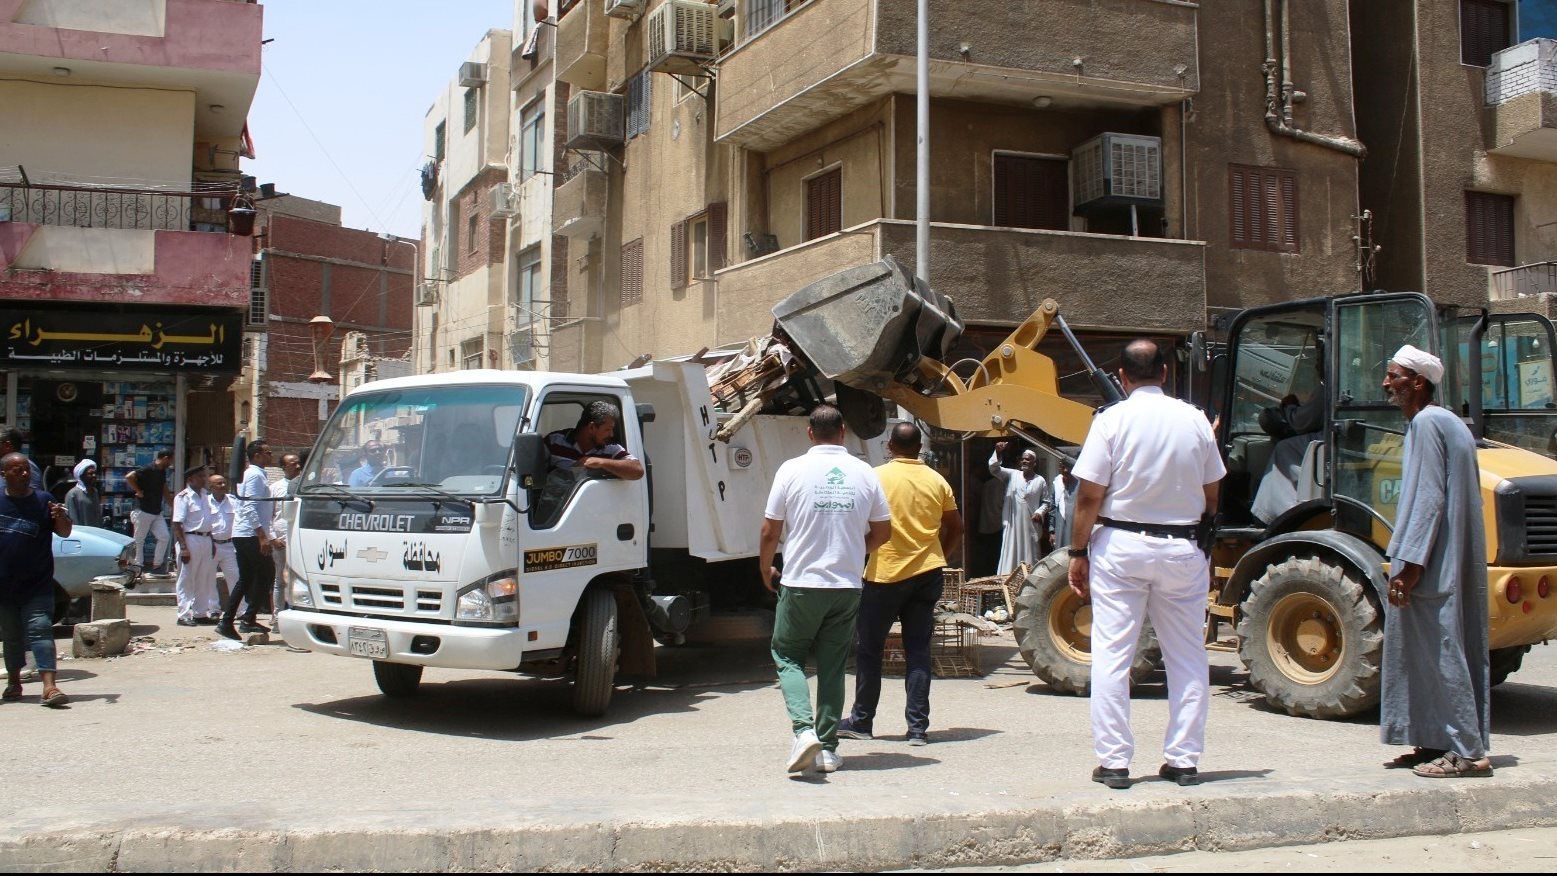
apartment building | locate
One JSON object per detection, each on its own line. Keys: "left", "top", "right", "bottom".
{"left": 0, "top": 0, "right": 262, "bottom": 519}
{"left": 238, "top": 195, "right": 415, "bottom": 456}
{"left": 1354, "top": 0, "right": 1557, "bottom": 311}
{"left": 543, "top": 0, "right": 1378, "bottom": 392}
{"left": 415, "top": 29, "right": 514, "bottom": 374}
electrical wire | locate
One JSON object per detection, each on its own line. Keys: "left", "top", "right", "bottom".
{"left": 261, "top": 66, "right": 387, "bottom": 230}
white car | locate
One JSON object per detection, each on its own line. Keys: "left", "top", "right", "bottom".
{"left": 52, "top": 526, "right": 138, "bottom": 623}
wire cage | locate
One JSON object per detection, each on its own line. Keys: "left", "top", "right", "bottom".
{"left": 880, "top": 568, "right": 984, "bottom": 678}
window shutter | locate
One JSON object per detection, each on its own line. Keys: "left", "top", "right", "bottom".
{"left": 621, "top": 238, "right": 644, "bottom": 306}
{"left": 806, "top": 169, "right": 842, "bottom": 240}
{"left": 707, "top": 201, "right": 728, "bottom": 270}
{"left": 1230, "top": 166, "right": 1247, "bottom": 245}
{"left": 1466, "top": 191, "right": 1516, "bottom": 266}
{"left": 993, "top": 154, "right": 1068, "bottom": 231}
{"left": 1229, "top": 164, "right": 1298, "bottom": 252}
{"left": 670, "top": 220, "right": 688, "bottom": 289}
{"left": 1461, "top": 0, "right": 1512, "bottom": 67}
{"left": 1280, "top": 174, "right": 1299, "bottom": 252}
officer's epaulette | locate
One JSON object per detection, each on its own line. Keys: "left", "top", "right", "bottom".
{"left": 1093, "top": 400, "right": 1120, "bottom": 415}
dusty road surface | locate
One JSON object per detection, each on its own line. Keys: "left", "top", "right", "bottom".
{"left": 3, "top": 603, "right": 1556, "bottom": 871}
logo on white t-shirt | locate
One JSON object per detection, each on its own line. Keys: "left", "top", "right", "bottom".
{"left": 812, "top": 467, "right": 857, "bottom": 512}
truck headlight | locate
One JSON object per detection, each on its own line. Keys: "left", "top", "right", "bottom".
{"left": 455, "top": 570, "right": 519, "bottom": 625}
{"left": 285, "top": 565, "right": 313, "bottom": 608}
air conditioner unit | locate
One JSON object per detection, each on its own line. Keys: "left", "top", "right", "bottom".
{"left": 459, "top": 62, "right": 488, "bottom": 87}
{"left": 647, "top": 0, "right": 731, "bottom": 76}
{"left": 490, "top": 183, "right": 517, "bottom": 218}
{"left": 510, "top": 328, "right": 535, "bottom": 366}
{"left": 604, "top": 0, "right": 643, "bottom": 19}
{"left": 416, "top": 283, "right": 438, "bottom": 307}
{"left": 566, "top": 91, "right": 626, "bottom": 151}
{"left": 1071, "top": 133, "right": 1163, "bottom": 213}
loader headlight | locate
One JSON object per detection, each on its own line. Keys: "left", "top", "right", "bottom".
{"left": 455, "top": 570, "right": 519, "bottom": 625}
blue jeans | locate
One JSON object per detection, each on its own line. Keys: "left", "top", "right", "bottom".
{"left": 1, "top": 590, "right": 58, "bottom": 675}
{"left": 847, "top": 569, "right": 944, "bottom": 736}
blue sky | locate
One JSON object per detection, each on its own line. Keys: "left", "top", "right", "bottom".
{"left": 1524, "top": 0, "right": 1557, "bottom": 39}
{"left": 244, "top": 1, "right": 513, "bottom": 238}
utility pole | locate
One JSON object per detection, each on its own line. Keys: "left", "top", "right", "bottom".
{"left": 916, "top": 0, "right": 929, "bottom": 287}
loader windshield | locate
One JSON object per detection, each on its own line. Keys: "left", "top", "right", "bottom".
{"left": 299, "top": 384, "right": 529, "bottom": 497}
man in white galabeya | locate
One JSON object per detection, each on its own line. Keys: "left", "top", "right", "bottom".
{"left": 759, "top": 404, "right": 891, "bottom": 777}
{"left": 1067, "top": 339, "right": 1224, "bottom": 790}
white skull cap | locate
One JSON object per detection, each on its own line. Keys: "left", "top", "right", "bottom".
{"left": 1390, "top": 344, "right": 1444, "bottom": 385}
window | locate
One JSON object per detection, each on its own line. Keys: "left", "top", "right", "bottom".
{"left": 1461, "top": 0, "right": 1513, "bottom": 66}
{"left": 1466, "top": 190, "right": 1516, "bottom": 266}
{"left": 514, "top": 245, "right": 542, "bottom": 316}
{"left": 805, "top": 168, "right": 842, "bottom": 241}
{"left": 706, "top": 201, "right": 727, "bottom": 273}
{"left": 467, "top": 211, "right": 479, "bottom": 253}
{"left": 744, "top": 0, "right": 810, "bottom": 40}
{"left": 993, "top": 153, "right": 1070, "bottom": 231}
{"left": 690, "top": 214, "right": 709, "bottom": 279}
{"left": 621, "top": 238, "right": 644, "bottom": 306}
{"left": 461, "top": 337, "right": 484, "bottom": 370}
{"left": 434, "top": 122, "right": 446, "bottom": 162}
{"left": 626, "top": 69, "right": 652, "bottom": 139}
{"left": 464, "top": 87, "right": 479, "bottom": 134}
{"left": 248, "top": 256, "right": 267, "bottom": 326}
{"left": 519, "top": 99, "right": 545, "bottom": 180}
{"left": 1229, "top": 164, "right": 1300, "bottom": 253}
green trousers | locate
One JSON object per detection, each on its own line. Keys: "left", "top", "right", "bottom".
{"left": 771, "top": 585, "right": 861, "bottom": 752}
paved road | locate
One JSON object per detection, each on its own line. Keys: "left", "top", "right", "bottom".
{"left": 4, "top": 604, "right": 1556, "bottom": 870}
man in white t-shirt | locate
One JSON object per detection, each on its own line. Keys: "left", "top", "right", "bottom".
{"left": 759, "top": 405, "right": 892, "bottom": 776}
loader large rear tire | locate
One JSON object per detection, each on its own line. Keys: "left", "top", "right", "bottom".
{"left": 1012, "top": 549, "right": 1160, "bottom": 695}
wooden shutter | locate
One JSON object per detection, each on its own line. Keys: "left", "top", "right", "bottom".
{"left": 806, "top": 169, "right": 842, "bottom": 240}
{"left": 621, "top": 238, "right": 644, "bottom": 306}
{"left": 707, "top": 201, "right": 728, "bottom": 270}
{"left": 993, "top": 154, "right": 1069, "bottom": 231}
{"left": 670, "top": 220, "right": 688, "bottom": 289}
{"left": 1461, "top": 0, "right": 1512, "bottom": 67}
{"left": 1229, "top": 164, "right": 1299, "bottom": 253}
{"left": 1466, "top": 191, "right": 1516, "bottom": 266}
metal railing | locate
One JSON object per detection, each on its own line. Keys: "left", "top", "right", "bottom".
{"left": 0, "top": 181, "right": 238, "bottom": 232}
{"left": 1487, "top": 38, "right": 1557, "bottom": 106}
{"left": 742, "top": 0, "right": 811, "bottom": 42}
{"left": 1490, "top": 261, "right": 1557, "bottom": 301}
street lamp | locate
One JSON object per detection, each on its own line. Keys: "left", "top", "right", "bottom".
{"left": 308, "top": 315, "right": 336, "bottom": 383}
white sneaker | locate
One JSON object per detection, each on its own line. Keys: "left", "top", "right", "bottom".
{"left": 815, "top": 750, "right": 843, "bottom": 773}
{"left": 787, "top": 728, "right": 824, "bottom": 773}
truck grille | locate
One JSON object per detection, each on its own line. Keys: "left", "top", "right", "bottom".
{"left": 320, "top": 581, "right": 342, "bottom": 607}
{"left": 351, "top": 585, "right": 405, "bottom": 611}
{"left": 1525, "top": 494, "right": 1557, "bottom": 556}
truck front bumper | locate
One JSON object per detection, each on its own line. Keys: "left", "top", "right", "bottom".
{"left": 278, "top": 608, "right": 528, "bottom": 671}
{"left": 1488, "top": 566, "right": 1557, "bottom": 649}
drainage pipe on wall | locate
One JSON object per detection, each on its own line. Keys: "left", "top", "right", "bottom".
{"left": 1263, "top": 0, "right": 1367, "bottom": 158}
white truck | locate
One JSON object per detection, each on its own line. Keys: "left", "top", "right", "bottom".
{"left": 275, "top": 360, "right": 883, "bottom": 715}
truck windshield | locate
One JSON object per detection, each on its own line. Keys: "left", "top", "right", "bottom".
{"left": 298, "top": 384, "right": 529, "bottom": 497}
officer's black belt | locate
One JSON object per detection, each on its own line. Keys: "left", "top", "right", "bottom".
{"left": 1098, "top": 517, "right": 1198, "bottom": 540}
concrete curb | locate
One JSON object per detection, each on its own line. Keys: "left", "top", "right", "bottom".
{"left": 4, "top": 772, "right": 1556, "bottom": 871}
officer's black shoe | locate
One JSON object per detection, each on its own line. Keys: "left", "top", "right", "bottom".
{"left": 1159, "top": 763, "right": 1200, "bottom": 786}
{"left": 1092, "top": 766, "right": 1131, "bottom": 790}
{"left": 175, "top": 618, "right": 199, "bottom": 627}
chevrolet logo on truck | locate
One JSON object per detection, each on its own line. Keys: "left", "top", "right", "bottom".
{"left": 338, "top": 512, "right": 415, "bottom": 532}
{"left": 299, "top": 499, "right": 476, "bottom": 534}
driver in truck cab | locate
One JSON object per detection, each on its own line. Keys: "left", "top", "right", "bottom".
{"left": 544, "top": 400, "right": 644, "bottom": 481}
{"left": 348, "top": 441, "right": 389, "bottom": 487}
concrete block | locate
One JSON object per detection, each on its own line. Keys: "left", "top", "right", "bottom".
{"left": 72, "top": 618, "right": 131, "bottom": 658}
{"left": 242, "top": 632, "right": 269, "bottom": 646}
{"left": 90, "top": 578, "right": 126, "bottom": 620}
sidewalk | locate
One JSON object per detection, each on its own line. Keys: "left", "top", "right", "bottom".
{"left": 2, "top": 604, "right": 1555, "bottom": 871}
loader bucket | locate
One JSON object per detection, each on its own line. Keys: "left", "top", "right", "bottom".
{"left": 771, "top": 256, "right": 963, "bottom": 393}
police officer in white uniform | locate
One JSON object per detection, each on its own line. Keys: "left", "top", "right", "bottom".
{"left": 1067, "top": 339, "right": 1225, "bottom": 790}
{"left": 206, "top": 473, "right": 241, "bottom": 622}
{"left": 171, "top": 465, "right": 215, "bottom": 627}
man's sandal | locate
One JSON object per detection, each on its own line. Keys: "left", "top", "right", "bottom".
{"left": 1412, "top": 752, "right": 1492, "bottom": 778}
{"left": 1384, "top": 747, "right": 1445, "bottom": 769}
{"left": 2, "top": 684, "right": 21, "bottom": 702}
{"left": 40, "top": 687, "right": 69, "bottom": 708}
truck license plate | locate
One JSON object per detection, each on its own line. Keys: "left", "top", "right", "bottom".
{"left": 348, "top": 627, "right": 388, "bottom": 659}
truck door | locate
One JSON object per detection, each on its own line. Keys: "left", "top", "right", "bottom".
{"left": 1472, "top": 313, "right": 1557, "bottom": 457}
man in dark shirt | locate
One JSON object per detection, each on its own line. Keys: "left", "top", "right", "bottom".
{"left": 0, "top": 429, "right": 44, "bottom": 491}
{"left": 126, "top": 449, "right": 175, "bottom": 576}
{"left": 1, "top": 452, "right": 73, "bottom": 707}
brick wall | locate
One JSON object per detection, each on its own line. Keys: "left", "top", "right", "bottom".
{"left": 451, "top": 166, "right": 511, "bottom": 281}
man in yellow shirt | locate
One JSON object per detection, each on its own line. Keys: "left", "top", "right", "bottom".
{"left": 838, "top": 423, "right": 964, "bottom": 745}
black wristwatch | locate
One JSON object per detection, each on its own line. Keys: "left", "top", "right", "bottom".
{"left": 1067, "top": 546, "right": 1088, "bottom": 558}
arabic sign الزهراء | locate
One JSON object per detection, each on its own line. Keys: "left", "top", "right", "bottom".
{"left": 1, "top": 308, "right": 243, "bottom": 373}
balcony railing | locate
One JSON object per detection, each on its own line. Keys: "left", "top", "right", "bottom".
{"left": 1487, "top": 39, "right": 1557, "bottom": 106}
{"left": 0, "top": 181, "right": 238, "bottom": 233}
{"left": 742, "top": 0, "right": 809, "bottom": 41}
{"left": 1491, "top": 261, "right": 1557, "bottom": 301}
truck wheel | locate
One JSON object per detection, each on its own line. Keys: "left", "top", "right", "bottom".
{"left": 1012, "top": 550, "right": 1160, "bottom": 695}
{"left": 372, "top": 661, "right": 424, "bottom": 698}
{"left": 572, "top": 588, "right": 620, "bottom": 717}
{"left": 1490, "top": 645, "right": 1530, "bottom": 687}
{"left": 1237, "top": 556, "right": 1382, "bottom": 718}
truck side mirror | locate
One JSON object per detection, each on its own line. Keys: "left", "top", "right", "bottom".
{"left": 636, "top": 403, "right": 656, "bottom": 424}
{"left": 1189, "top": 331, "right": 1208, "bottom": 373}
{"left": 512, "top": 433, "right": 548, "bottom": 489}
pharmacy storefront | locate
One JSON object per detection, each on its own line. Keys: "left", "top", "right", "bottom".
{"left": 1, "top": 303, "right": 242, "bottom": 529}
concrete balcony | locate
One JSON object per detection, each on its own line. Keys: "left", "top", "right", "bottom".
{"left": 714, "top": 218, "right": 1206, "bottom": 343}
{"left": 1486, "top": 40, "right": 1557, "bottom": 161}
{"left": 553, "top": 165, "right": 608, "bottom": 241}
{"left": 717, "top": 0, "right": 1199, "bottom": 151}
{"left": 554, "top": 0, "right": 610, "bottom": 91}
{"left": 1491, "top": 261, "right": 1557, "bottom": 303}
